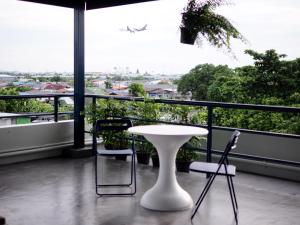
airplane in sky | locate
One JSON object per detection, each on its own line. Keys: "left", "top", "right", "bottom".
{"left": 120, "top": 24, "right": 148, "bottom": 33}
{"left": 134, "top": 24, "right": 147, "bottom": 32}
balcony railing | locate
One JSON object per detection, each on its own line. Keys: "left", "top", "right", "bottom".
{"left": 1, "top": 94, "right": 300, "bottom": 170}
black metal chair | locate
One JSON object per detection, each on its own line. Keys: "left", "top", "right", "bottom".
{"left": 190, "top": 130, "right": 240, "bottom": 223}
{"left": 93, "top": 119, "right": 136, "bottom": 196}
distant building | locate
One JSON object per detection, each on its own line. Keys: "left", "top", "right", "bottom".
{"left": 0, "top": 74, "right": 15, "bottom": 82}
{"left": 92, "top": 80, "right": 105, "bottom": 87}
{"left": 59, "top": 97, "right": 74, "bottom": 105}
{"left": 107, "top": 89, "right": 129, "bottom": 96}
{"left": 146, "top": 88, "right": 177, "bottom": 99}
{"left": 0, "top": 81, "right": 8, "bottom": 87}
{"left": 41, "top": 82, "right": 70, "bottom": 91}
{"left": 0, "top": 113, "right": 30, "bottom": 126}
{"left": 112, "top": 84, "right": 128, "bottom": 90}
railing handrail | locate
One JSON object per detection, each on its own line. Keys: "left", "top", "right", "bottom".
{"left": 85, "top": 94, "right": 300, "bottom": 113}
{"left": 1, "top": 93, "right": 300, "bottom": 113}
{"left": 0, "top": 94, "right": 73, "bottom": 99}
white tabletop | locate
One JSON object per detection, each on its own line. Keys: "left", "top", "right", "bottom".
{"left": 128, "top": 124, "right": 208, "bottom": 136}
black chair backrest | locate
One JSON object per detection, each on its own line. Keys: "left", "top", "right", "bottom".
{"left": 218, "top": 130, "right": 240, "bottom": 165}
{"left": 96, "top": 119, "right": 133, "bottom": 133}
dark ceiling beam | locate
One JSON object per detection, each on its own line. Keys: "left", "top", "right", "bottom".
{"left": 19, "top": 0, "right": 159, "bottom": 10}
{"left": 19, "top": 0, "right": 85, "bottom": 9}
{"left": 86, "top": 0, "right": 159, "bottom": 10}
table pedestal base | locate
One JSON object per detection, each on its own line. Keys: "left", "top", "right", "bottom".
{"left": 141, "top": 185, "right": 193, "bottom": 211}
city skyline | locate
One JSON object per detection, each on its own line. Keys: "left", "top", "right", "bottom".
{"left": 0, "top": 0, "right": 300, "bottom": 74}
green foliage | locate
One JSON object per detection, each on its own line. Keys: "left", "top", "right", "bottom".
{"left": 176, "top": 49, "right": 300, "bottom": 134}
{"left": 207, "top": 74, "right": 245, "bottom": 102}
{"left": 15, "top": 86, "right": 32, "bottom": 92}
{"left": 166, "top": 103, "right": 206, "bottom": 162}
{"left": 177, "top": 64, "right": 234, "bottom": 100}
{"left": 241, "top": 49, "right": 298, "bottom": 99}
{"left": 85, "top": 99, "right": 130, "bottom": 150}
{"left": 176, "top": 148, "right": 201, "bottom": 162}
{"left": 85, "top": 98, "right": 129, "bottom": 125}
{"left": 128, "top": 83, "right": 146, "bottom": 97}
{"left": 104, "top": 80, "right": 112, "bottom": 89}
{"left": 129, "top": 99, "right": 160, "bottom": 153}
{"left": 0, "top": 87, "right": 52, "bottom": 113}
{"left": 130, "top": 99, "right": 161, "bottom": 124}
{"left": 50, "top": 75, "right": 66, "bottom": 82}
{"left": 181, "top": 0, "right": 246, "bottom": 52}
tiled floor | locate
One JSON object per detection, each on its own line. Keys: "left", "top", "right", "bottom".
{"left": 0, "top": 156, "right": 299, "bottom": 225}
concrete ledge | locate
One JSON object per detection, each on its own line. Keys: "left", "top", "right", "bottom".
{"left": 0, "top": 121, "right": 74, "bottom": 165}
{"left": 63, "top": 146, "right": 93, "bottom": 158}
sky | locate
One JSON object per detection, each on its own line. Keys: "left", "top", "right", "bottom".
{"left": 0, "top": 0, "right": 300, "bottom": 75}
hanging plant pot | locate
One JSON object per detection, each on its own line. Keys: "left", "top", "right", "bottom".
{"left": 180, "top": 27, "right": 196, "bottom": 45}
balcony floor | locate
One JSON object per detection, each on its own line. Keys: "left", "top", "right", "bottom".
{"left": 0, "top": 156, "right": 300, "bottom": 225}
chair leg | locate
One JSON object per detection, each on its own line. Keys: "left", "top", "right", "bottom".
{"left": 132, "top": 154, "right": 137, "bottom": 195}
{"left": 95, "top": 155, "right": 136, "bottom": 196}
{"left": 129, "top": 154, "right": 134, "bottom": 186}
{"left": 191, "top": 172, "right": 218, "bottom": 220}
{"left": 0, "top": 216, "right": 5, "bottom": 225}
{"left": 95, "top": 155, "right": 99, "bottom": 195}
{"left": 226, "top": 175, "right": 238, "bottom": 224}
{"left": 229, "top": 176, "right": 238, "bottom": 210}
{"left": 195, "top": 175, "right": 213, "bottom": 206}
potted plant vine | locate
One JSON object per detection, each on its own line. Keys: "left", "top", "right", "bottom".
{"left": 151, "top": 149, "right": 159, "bottom": 167}
{"left": 180, "top": 0, "right": 246, "bottom": 52}
{"left": 130, "top": 99, "right": 161, "bottom": 165}
{"left": 85, "top": 98, "right": 130, "bottom": 161}
{"left": 176, "top": 136, "right": 203, "bottom": 173}
{"left": 135, "top": 137, "right": 155, "bottom": 165}
{"left": 168, "top": 105, "right": 206, "bottom": 172}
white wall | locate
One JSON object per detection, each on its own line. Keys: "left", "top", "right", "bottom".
{"left": 0, "top": 120, "right": 74, "bottom": 165}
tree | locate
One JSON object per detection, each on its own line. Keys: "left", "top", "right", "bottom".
{"left": 128, "top": 83, "right": 146, "bottom": 97}
{"left": 0, "top": 87, "right": 52, "bottom": 113}
{"left": 242, "top": 49, "right": 299, "bottom": 99}
{"left": 104, "top": 80, "right": 112, "bottom": 89}
{"left": 177, "top": 64, "right": 234, "bottom": 100}
{"left": 207, "top": 74, "right": 245, "bottom": 102}
{"left": 50, "top": 75, "right": 66, "bottom": 82}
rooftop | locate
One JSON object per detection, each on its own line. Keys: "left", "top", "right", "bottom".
{"left": 1, "top": 156, "right": 299, "bottom": 225}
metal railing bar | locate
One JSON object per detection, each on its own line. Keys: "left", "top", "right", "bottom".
{"left": 0, "top": 94, "right": 73, "bottom": 99}
{"left": 85, "top": 95, "right": 300, "bottom": 113}
{"left": 186, "top": 147, "right": 300, "bottom": 167}
{"left": 0, "top": 112, "right": 73, "bottom": 119}
{"left": 212, "top": 149, "right": 300, "bottom": 167}
{"left": 212, "top": 126, "right": 300, "bottom": 139}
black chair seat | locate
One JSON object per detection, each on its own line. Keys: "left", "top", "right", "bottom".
{"left": 190, "top": 162, "right": 236, "bottom": 176}
{"left": 97, "top": 149, "right": 133, "bottom": 155}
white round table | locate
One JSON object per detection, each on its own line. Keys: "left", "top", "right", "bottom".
{"left": 128, "top": 124, "right": 208, "bottom": 211}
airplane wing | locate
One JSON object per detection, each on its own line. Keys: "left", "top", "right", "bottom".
{"left": 134, "top": 24, "right": 147, "bottom": 32}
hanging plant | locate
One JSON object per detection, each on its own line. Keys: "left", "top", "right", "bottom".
{"left": 180, "top": 0, "right": 246, "bottom": 53}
